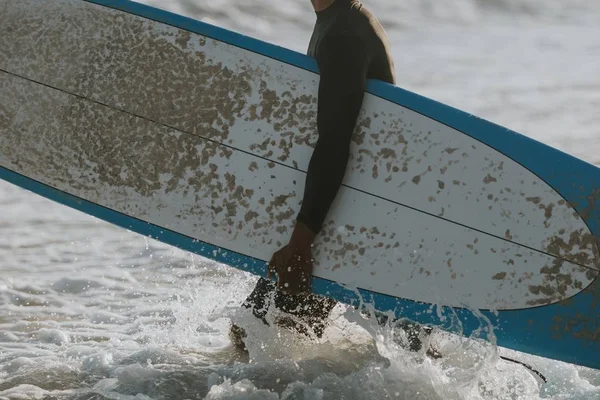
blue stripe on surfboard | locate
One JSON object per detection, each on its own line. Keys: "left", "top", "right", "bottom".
{"left": 84, "top": 0, "right": 600, "bottom": 239}
{"left": 1, "top": 165, "right": 598, "bottom": 369}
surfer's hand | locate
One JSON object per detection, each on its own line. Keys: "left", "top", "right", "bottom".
{"left": 266, "top": 221, "right": 316, "bottom": 294}
{"left": 267, "top": 244, "right": 313, "bottom": 294}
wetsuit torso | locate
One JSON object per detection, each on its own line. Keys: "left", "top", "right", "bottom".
{"left": 239, "top": 0, "right": 396, "bottom": 337}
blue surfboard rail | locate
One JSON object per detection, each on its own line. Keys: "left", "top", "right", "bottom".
{"left": 1, "top": 0, "right": 598, "bottom": 369}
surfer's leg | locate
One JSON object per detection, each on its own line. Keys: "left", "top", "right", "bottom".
{"left": 374, "top": 312, "right": 441, "bottom": 358}
{"left": 272, "top": 286, "right": 337, "bottom": 338}
{"left": 229, "top": 277, "right": 337, "bottom": 349}
{"left": 240, "top": 277, "right": 277, "bottom": 324}
{"left": 229, "top": 277, "right": 275, "bottom": 350}
{"left": 393, "top": 319, "right": 433, "bottom": 352}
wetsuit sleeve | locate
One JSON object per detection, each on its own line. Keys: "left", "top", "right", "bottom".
{"left": 296, "top": 33, "right": 370, "bottom": 234}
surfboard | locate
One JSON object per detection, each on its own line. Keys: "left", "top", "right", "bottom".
{"left": 0, "top": 0, "right": 598, "bottom": 369}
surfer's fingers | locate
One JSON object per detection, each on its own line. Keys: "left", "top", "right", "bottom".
{"left": 299, "top": 267, "right": 312, "bottom": 293}
{"left": 266, "top": 258, "right": 275, "bottom": 279}
{"left": 266, "top": 253, "right": 280, "bottom": 279}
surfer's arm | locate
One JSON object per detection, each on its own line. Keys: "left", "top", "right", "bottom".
{"left": 296, "top": 33, "right": 370, "bottom": 235}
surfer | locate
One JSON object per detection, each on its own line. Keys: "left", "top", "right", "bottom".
{"left": 230, "top": 0, "right": 438, "bottom": 357}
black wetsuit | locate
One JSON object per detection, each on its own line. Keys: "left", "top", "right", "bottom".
{"left": 237, "top": 0, "right": 431, "bottom": 346}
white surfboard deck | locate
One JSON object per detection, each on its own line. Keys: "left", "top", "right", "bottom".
{"left": 0, "top": 0, "right": 598, "bottom": 369}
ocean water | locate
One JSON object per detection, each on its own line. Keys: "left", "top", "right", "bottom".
{"left": 1, "top": 0, "right": 600, "bottom": 399}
